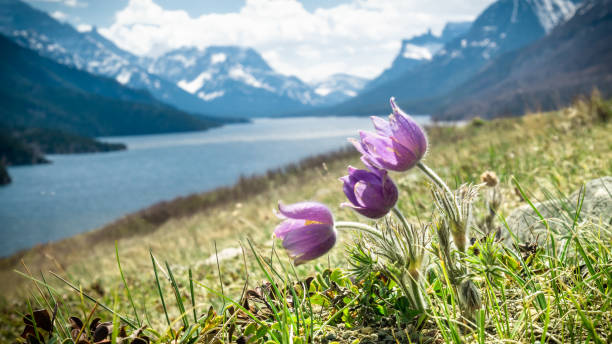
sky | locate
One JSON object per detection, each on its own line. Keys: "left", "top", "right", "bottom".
{"left": 25, "top": 0, "right": 496, "bottom": 82}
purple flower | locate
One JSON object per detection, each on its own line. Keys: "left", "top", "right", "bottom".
{"left": 274, "top": 201, "right": 336, "bottom": 265}
{"left": 350, "top": 97, "right": 427, "bottom": 172}
{"left": 340, "top": 160, "right": 398, "bottom": 219}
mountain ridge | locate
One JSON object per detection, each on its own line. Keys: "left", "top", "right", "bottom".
{"left": 0, "top": 0, "right": 369, "bottom": 118}
{"left": 0, "top": 34, "right": 229, "bottom": 137}
{"left": 434, "top": 0, "right": 612, "bottom": 119}
{"left": 324, "top": 0, "right": 579, "bottom": 117}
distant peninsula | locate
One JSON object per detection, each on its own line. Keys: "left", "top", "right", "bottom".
{"left": 0, "top": 127, "right": 126, "bottom": 185}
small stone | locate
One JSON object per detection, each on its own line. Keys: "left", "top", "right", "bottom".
{"left": 502, "top": 176, "right": 612, "bottom": 247}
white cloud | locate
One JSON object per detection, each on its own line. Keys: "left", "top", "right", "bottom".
{"left": 50, "top": 10, "right": 68, "bottom": 21}
{"left": 101, "top": 0, "right": 495, "bottom": 82}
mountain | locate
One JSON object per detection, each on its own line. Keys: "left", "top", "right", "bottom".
{"left": 365, "top": 22, "right": 471, "bottom": 91}
{"left": 0, "top": 34, "right": 227, "bottom": 137}
{"left": 149, "top": 46, "right": 325, "bottom": 117}
{"left": 330, "top": 0, "right": 578, "bottom": 117}
{"left": 0, "top": 0, "right": 217, "bottom": 116}
{"left": 311, "top": 74, "right": 369, "bottom": 105}
{"left": 0, "top": 0, "right": 369, "bottom": 118}
{"left": 435, "top": 0, "right": 612, "bottom": 119}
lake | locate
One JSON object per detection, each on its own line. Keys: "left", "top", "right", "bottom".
{"left": 0, "top": 116, "right": 430, "bottom": 257}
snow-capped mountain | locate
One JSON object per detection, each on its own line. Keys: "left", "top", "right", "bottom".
{"left": 311, "top": 74, "right": 369, "bottom": 105}
{"left": 333, "top": 0, "right": 580, "bottom": 117}
{"left": 0, "top": 0, "right": 364, "bottom": 118}
{"left": 148, "top": 46, "right": 321, "bottom": 116}
{"left": 436, "top": 0, "right": 612, "bottom": 119}
{"left": 434, "top": 0, "right": 577, "bottom": 65}
{"left": 149, "top": 47, "right": 367, "bottom": 116}
{"left": 365, "top": 22, "right": 471, "bottom": 91}
{"left": 0, "top": 0, "right": 215, "bottom": 116}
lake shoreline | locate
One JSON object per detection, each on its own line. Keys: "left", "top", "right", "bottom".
{"left": 0, "top": 146, "right": 359, "bottom": 265}
{"left": 2, "top": 116, "right": 416, "bottom": 256}
{"left": 0, "top": 117, "right": 445, "bottom": 260}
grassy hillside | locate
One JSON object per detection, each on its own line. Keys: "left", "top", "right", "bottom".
{"left": 1, "top": 96, "right": 610, "bottom": 343}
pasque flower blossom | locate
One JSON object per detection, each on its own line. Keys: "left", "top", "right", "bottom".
{"left": 273, "top": 201, "right": 336, "bottom": 265}
{"left": 350, "top": 97, "right": 427, "bottom": 172}
{"left": 340, "top": 160, "right": 398, "bottom": 219}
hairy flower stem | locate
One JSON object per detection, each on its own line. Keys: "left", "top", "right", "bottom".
{"left": 417, "top": 162, "right": 453, "bottom": 196}
{"left": 391, "top": 206, "right": 410, "bottom": 230}
{"left": 335, "top": 221, "right": 383, "bottom": 239}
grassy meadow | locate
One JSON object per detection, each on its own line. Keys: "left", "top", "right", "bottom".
{"left": 2, "top": 94, "right": 611, "bottom": 343}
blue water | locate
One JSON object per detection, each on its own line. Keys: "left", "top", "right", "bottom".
{"left": 0, "top": 116, "right": 430, "bottom": 256}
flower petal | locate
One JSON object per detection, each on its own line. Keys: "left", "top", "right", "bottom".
{"left": 341, "top": 176, "right": 359, "bottom": 207}
{"left": 278, "top": 201, "right": 333, "bottom": 225}
{"left": 354, "top": 180, "right": 385, "bottom": 208}
{"left": 342, "top": 202, "right": 390, "bottom": 219}
{"left": 349, "top": 137, "right": 370, "bottom": 157}
{"left": 348, "top": 166, "right": 382, "bottom": 186}
{"left": 360, "top": 157, "right": 386, "bottom": 178}
{"left": 273, "top": 219, "right": 306, "bottom": 239}
{"left": 360, "top": 131, "right": 418, "bottom": 171}
{"left": 381, "top": 174, "right": 399, "bottom": 206}
{"left": 370, "top": 116, "right": 393, "bottom": 136}
{"left": 390, "top": 97, "right": 427, "bottom": 159}
{"left": 281, "top": 223, "right": 336, "bottom": 265}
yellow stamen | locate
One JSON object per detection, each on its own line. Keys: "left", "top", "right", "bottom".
{"left": 305, "top": 220, "right": 324, "bottom": 226}
{"left": 385, "top": 146, "right": 402, "bottom": 157}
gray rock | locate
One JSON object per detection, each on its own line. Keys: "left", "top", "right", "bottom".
{"left": 502, "top": 176, "right": 612, "bottom": 247}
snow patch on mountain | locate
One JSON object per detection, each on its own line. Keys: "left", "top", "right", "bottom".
{"left": 168, "top": 54, "right": 196, "bottom": 68}
{"left": 178, "top": 71, "right": 212, "bottom": 94}
{"left": 197, "top": 90, "right": 225, "bottom": 101}
{"left": 211, "top": 53, "right": 226, "bottom": 64}
{"left": 527, "top": 0, "right": 577, "bottom": 32}
{"left": 314, "top": 87, "right": 332, "bottom": 96}
{"left": 401, "top": 43, "right": 443, "bottom": 60}
{"left": 364, "top": 22, "right": 472, "bottom": 91}
{"left": 228, "top": 65, "right": 275, "bottom": 91}
{"left": 311, "top": 73, "right": 368, "bottom": 103}
{"left": 116, "top": 69, "right": 132, "bottom": 85}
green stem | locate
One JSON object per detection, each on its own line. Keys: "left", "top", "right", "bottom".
{"left": 417, "top": 161, "right": 453, "bottom": 196}
{"left": 408, "top": 276, "right": 426, "bottom": 314}
{"left": 335, "top": 221, "right": 383, "bottom": 239}
{"left": 392, "top": 206, "right": 410, "bottom": 230}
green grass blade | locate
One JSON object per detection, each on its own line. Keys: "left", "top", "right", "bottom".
{"left": 115, "top": 241, "right": 141, "bottom": 326}
{"left": 150, "top": 250, "right": 171, "bottom": 327}
{"left": 165, "top": 261, "right": 189, "bottom": 329}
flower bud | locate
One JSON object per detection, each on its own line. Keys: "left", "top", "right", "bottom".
{"left": 274, "top": 202, "right": 336, "bottom": 265}
{"left": 340, "top": 160, "right": 398, "bottom": 219}
{"left": 349, "top": 97, "right": 427, "bottom": 172}
{"left": 459, "top": 279, "right": 482, "bottom": 314}
{"left": 480, "top": 171, "right": 499, "bottom": 187}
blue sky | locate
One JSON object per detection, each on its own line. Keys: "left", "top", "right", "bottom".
{"left": 24, "top": 0, "right": 495, "bottom": 81}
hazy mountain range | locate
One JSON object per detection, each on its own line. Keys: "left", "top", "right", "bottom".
{"left": 0, "top": 0, "right": 367, "bottom": 118}
{"left": 435, "top": 0, "right": 612, "bottom": 119}
{"left": 0, "top": 34, "right": 230, "bottom": 137}
{"left": 0, "top": 0, "right": 609, "bottom": 124}
{"left": 319, "top": 0, "right": 590, "bottom": 117}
